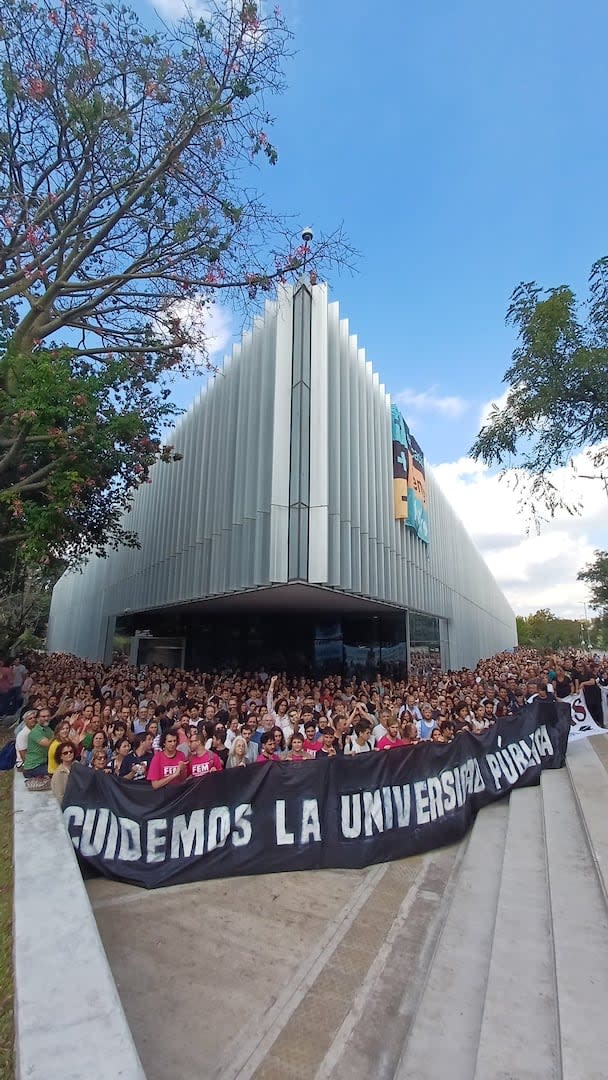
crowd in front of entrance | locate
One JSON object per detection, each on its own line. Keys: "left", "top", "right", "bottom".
{"left": 6, "top": 647, "right": 607, "bottom": 798}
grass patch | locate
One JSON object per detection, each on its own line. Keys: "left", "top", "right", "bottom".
{"left": 0, "top": 738, "right": 14, "bottom": 1080}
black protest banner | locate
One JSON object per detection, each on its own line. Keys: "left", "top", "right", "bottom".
{"left": 62, "top": 699, "right": 570, "bottom": 889}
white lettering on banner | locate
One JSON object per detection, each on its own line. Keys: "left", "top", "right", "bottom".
{"left": 563, "top": 694, "right": 607, "bottom": 742}
{"left": 414, "top": 780, "right": 430, "bottom": 824}
{"left": 341, "top": 793, "right": 362, "bottom": 839}
{"left": 80, "top": 807, "right": 110, "bottom": 857}
{"left": 64, "top": 804, "right": 254, "bottom": 862}
{"left": 117, "top": 817, "right": 142, "bottom": 861}
{"left": 300, "top": 799, "right": 322, "bottom": 844}
{"left": 62, "top": 716, "right": 561, "bottom": 867}
{"left": 171, "top": 811, "right": 206, "bottom": 858}
{"left": 340, "top": 761, "right": 486, "bottom": 835}
{"left": 274, "top": 799, "right": 323, "bottom": 844}
{"left": 484, "top": 724, "right": 554, "bottom": 791}
{"left": 275, "top": 800, "right": 295, "bottom": 845}
{"left": 363, "top": 789, "right": 385, "bottom": 835}
{"left": 232, "top": 804, "right": 253, "bottom": 847}
{"left": 207, "top": 807, "right": 231, "bottom": 851}
{"left": 146, "top": 819, "right": 167, "bottom": 863}
{"left": 340, "top": 785, "right": 412, "bottom": 839}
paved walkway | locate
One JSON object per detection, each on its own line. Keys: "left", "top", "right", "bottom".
{"left": 86, "top": 734, "right": 608, "bottom": 1080}
{"left": 87, "top": 844, "right": 462, "bottom": 1080}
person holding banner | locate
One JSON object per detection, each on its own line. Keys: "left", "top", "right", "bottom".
{"left": 256, "top": 731, "right": 281, "bottom": 763}
{"left": 226, "top": 735, "right": 250, "bottom": 768}
{"left": 187, "top": 728, "right": 223, "bottom": 777}
{"left": 579, "top": 664, "right": 604, "bottom": 728}
{"left": 147, "top": 729, "right": 188, "bottom": 788}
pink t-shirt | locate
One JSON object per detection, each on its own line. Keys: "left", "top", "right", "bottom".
{"left": 188, "top": 751, "right": 223, "bottom": 778}
{"left": 255, "top": 752, "right": 280, "bottom": 763}
{"left": 302, "top": 738, "right": 321, "bottom": 752}
{"left": 376, "top": 735, "right": 408, "bottom": 750}
{"left": 147, "top": 750, "right": 185, "bottom": 784}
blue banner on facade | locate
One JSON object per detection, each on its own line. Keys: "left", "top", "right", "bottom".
{"left": 391, "top": 405, "right": 429, "bottom": 543}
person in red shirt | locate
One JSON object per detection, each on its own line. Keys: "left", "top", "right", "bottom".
{"left": 302, "top": 721, "right": 321, "bottom": 754}
{"left": 376, "top": 720, "right": 408, "bottom": 750}
{"left": 147, "top": 729, "right": 188, "bottom": 788}
{"left": 255, "top": 731, "right": 280, "bottom": 763}
{"left": 285, "top": 732, "right": 312, "bottom": 761}
{"left": 187, "top": 729, "right": 223, "bottom": 777}
{"left": 401, "top": 721, "right": 419, "bottom": 747}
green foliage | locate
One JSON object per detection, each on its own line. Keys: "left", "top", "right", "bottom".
{"left": 516, "top": 609, "right": 584, "bottom": 650}
{"left": 0, "top": 0, "right": 351, "bottom": 564}
{"left": 578, "top": 551, "right": 608, "bottom": 620}
{"left": 0, "top": 562, "right": 55, "bottom": 654}
{"left": 471, "top": 265, "right": 608, "bottom": 513}
{"left": 0, "top": 345, "right": 180, "bottom": 562}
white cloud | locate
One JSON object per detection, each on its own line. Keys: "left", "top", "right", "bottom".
{"left": 193, "top": 300, "right": 233, "bottom": 359}
{"left": 151, "top": 0, "right": 211, "bottom": 18}
{"left": 432, "top": 452, "right": 608, "bottom": 619}
{"left": 155, "top": 296, "right": 233, "bottom": 366}
{"left": 395, "top": 385, "right": 468, "bottom": 419}
{"left": 479, "top": 388, "right": 510, "bottom": 427}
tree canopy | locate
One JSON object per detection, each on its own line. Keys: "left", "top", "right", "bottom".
{"left": 578, "top": 551, "right": 608, "bottom": 622}
{"left": 0, "top": 0, "right": 348, "bottom": 564}
{"left": 516, "top": 608, "right": 585, "bottom": 651}
{"left": 471, "top": 264, "right": 608, "bottom": 514}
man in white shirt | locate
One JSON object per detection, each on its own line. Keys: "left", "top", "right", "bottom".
{"left": 15, "top": 710, "right": 38, "bottom": 769}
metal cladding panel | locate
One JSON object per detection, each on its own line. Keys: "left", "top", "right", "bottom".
{"left": 48, "top": 294, "right": 283, "bottom": 657}
{"left": 308, "top": 283, "right": 329, "bottom": 582}
{"left": 269, "top": 284, "right": 293, "bottom": 582}
{"left": 48, "top": 280, "right": 516, "bottom": 668}
{"left": 305, "top": 286, "right": 516, "bottom": 666}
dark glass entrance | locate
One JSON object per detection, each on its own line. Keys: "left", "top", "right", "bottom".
{"left": 118, "top": 609, "right": 408, "bottom": 679}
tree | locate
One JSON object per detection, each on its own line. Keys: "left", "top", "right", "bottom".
{"left": 0, "top": 0, "right": 348, "bottom": 563}
{"left": 0, "top": 561, "right": 55, "bottom": 653}
{"left": 516, "top": 609, "right": 583, "bottom": 651}
{"left": 471, "top": 265, "right": 608, "bottom": 514}
{"left": 578, "top": 551, "right": 608, "bottom": 622}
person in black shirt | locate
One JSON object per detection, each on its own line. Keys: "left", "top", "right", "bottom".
{"left": 120, "top": 732, "right": 155, "bottom": 781}
{"left": 552, "top": 665, "right": 573, "bottom": 699}
{"left": 579, "top": 665, "right": 604, "bottom": 728}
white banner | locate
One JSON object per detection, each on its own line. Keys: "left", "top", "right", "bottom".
{"left": 563, "top": 694, "right": 608, "bottom": 742}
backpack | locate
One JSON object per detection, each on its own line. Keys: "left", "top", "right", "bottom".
{"left": 0, "top": 740, "right": 17, "bottom": 771}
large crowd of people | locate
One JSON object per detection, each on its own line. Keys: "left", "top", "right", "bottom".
{"left": 4, "top": 648, "right": 607, "bottom": 798}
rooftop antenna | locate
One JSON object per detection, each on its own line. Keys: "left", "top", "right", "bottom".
{"left": 301, "top": 226, "right": 313, "bottom": 277}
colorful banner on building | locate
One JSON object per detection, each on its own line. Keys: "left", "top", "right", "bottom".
{"left": 391, "top": 405, "right": 429, "bottom": 542}
{"left": 62, "top": 701, "right": 569, "bottom": 889}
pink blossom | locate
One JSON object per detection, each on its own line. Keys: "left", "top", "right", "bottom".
{"left": 25, "top": 77, "right": 48, "bottom": 100}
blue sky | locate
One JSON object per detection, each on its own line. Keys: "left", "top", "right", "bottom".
{"left": 139, "top": 0, "right": 607, "bottom": 619}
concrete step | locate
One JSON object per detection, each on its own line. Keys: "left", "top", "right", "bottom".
{"left": 393, "top": 799, "right": 510, "bottom": 1080}
{"left": 541, "top": 767, "right": 608, "bottom": 1080}
{"left": 473, "top": 786, "right": 559, "bottom": 1080}
{"left": 315, "top": 841, "right": 467, "bottom": 1080}
{"left": 566, "top": 738, "right": 608, "bottom": 903}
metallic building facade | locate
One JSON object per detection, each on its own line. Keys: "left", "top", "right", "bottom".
{"left": 47, "top": 281, "right": 516, "bottom": 670}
